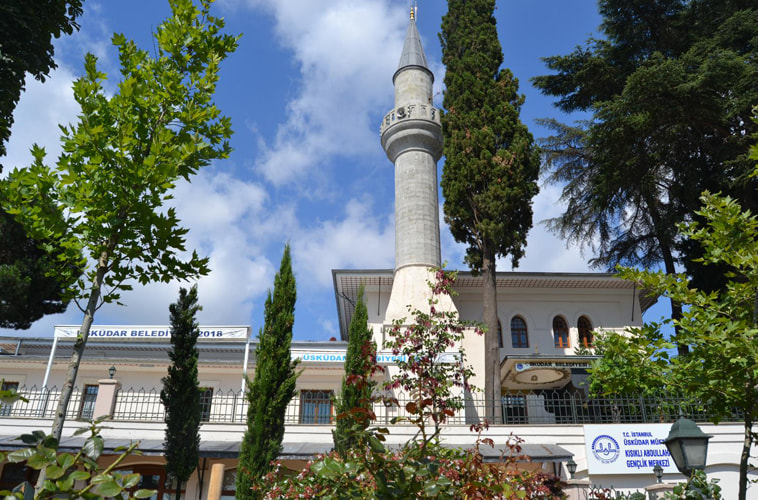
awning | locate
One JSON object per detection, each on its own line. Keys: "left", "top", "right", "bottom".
{"left": 0, "top": 435, "right": 572, "bottom": 463}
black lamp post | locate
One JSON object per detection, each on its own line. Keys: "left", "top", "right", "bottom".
{"left": 653, "top": 464, "right": 663, "bottom": 483}
{"left": 664, "top": 415, "right": 712, "bottom": 477}
{"left": 108, "top": 365, "right": 116, "bottom": 379}
{"left": 566, "top": 458, "right": 577, "bottom": 479}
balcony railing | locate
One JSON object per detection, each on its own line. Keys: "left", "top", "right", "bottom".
{"left": 0, "top": 386, "right": 87, "bottom": 419}
{"left": 0, "top": 386, "right": 742, "bottom": 426}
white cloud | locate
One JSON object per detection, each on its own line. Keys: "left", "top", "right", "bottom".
{"left": 512, "top": 183, "right": 592, "bottom": 273}
{"left": 292, "top": 197, "right": 394, "bottom": 289}
{"left": 225, "top": 0, "right": 406, "bottom": 186}
{"left": 3, "top": 68, "right": 79, "bottom": 173}
{"left": 438, "top": 184, "right": 592, "bottom": 274}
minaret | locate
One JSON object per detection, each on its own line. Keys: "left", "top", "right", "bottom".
{"left": 381, "top": 9, "right": 456, "bottom": 322}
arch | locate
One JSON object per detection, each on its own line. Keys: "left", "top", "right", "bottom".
{"left": 578, "top": 315, "right": 594, "bottom": 348}
{"left": 510, "top": 316, "right": 529, "bottom": 349}
{"left": 552, "top": 316, "right": 570, "bottom": 348}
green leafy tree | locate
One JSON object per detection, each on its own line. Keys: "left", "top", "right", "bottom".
{"left": 0, "top": 0, "right": 238, "bottom": 450}
{"left": 0, "top": 210, "right": 76, "bottom": 329}
{"left": 256, "top": 271, "right": 563, "bottom": 499}
{"left": 0, "top": 417, "right": 155, "bottom": 499}
{"left": 0, "top": 0, "right": 83, "bottom": 159}
{"left": 0, "top": 0, "right": 85, "bottom": 330}
{"left": 533, "top": 1, "right": 758, "bottom": 355}
{"left": 161, "top": 285, "right": 202, "bottom": 500}
{"left": 237, "top": 245, "right": 300, "bottom": 499}
{"left": 384, "top": 268, "right": 479, "bottom": 440}
{"left": 440, "top": 0, "right": 541, "bottom": 422}
{"left": 333, "top": 284, "right": 377, "bottom": 456}
{"left": 592, "top": 134, "right": 758, "bottom": 499}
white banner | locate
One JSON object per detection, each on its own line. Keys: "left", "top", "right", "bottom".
{"left": 54, "top": 326, "right": 250, "bottom": 341}
{"left": 584, "top": 424, "right": 677, "bottom": 474}
{"left": 292, "top": 350, "right": 408, "bottom": 364}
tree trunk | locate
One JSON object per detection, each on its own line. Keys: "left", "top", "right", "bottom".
{"left": 647, "top": 196, "right": 688, "bottom": 357}
{"left": 37, "top": 250, "right": 108, "bottom": 494}
{"left": 481, "top": 246, "right": 501, "bottom": 424}
{"left": 659, "top": 242, "right": 688, "bottom": 356}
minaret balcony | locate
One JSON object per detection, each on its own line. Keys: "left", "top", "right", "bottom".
{"left": 379, "top": 103, "right": 441, "bottom": 135}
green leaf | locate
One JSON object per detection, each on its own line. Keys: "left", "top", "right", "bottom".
{"left": 134, "top": 489, "right": 158, "bottom": 498}
{"left": 82, "top": 435, "right": 104, "bottom": 460}
{"left": 121, "top": 473, "right": 141, "bottom": 489}
{"left": 93, "top": 478, "right": 123, "bottom": 498}
{"left": 68, "top": 470, "right": 90, "bottom": 481}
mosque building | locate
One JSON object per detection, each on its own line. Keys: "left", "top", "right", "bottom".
{"left": 0, "top": 10, "right": 749, "bottom": 500}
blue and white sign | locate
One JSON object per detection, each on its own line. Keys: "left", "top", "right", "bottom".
{"left": 54, "top": 325, "right": 250, "bottom": 341}
{"left": 585, "top": 424, "right": 677, "bottom": 474}
{"left": 294, "top": 351, "right": 408, "bottom": 364}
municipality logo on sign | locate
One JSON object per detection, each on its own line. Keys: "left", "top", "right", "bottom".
{"left": 592, "top": 435, "right": 620, "bottom": 464}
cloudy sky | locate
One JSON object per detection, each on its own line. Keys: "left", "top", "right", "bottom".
{"left": 2, "top": 0, "right": 636, "bottom": 341}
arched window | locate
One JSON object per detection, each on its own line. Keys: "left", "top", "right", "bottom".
{"left": 578, "top": 316, "right": 594, "bottom": 348}
{"left": 553, "top": 316, "right": 569, "bottom": 348}
{"left": 510, "top": 316, "right": 529, "bottom": 348}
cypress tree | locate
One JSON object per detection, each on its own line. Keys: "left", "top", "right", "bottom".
{"left": 236, "top": 245, "right": 300, "bottom": 499}
{"left": 161, "top": 284, "right": 202, "bottom": 500}
{"left": 440, "top": 0, "right": 541, "bottom": 422}
{"left": 333, "top": 284, "right": 376, "bottom": 455}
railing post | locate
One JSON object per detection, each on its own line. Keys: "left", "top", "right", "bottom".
{"left": 640, "top": 394, "right": 648, "bottom": 423}
{"left": 93, "top": 379, "right": 120, "bottom": 419}
{"left": 570, "top": 393, "right": 578, "bottom": 424}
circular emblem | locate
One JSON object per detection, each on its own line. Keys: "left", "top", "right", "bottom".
{"left": 591, "top": 435, "right": 620, "bottom": 464}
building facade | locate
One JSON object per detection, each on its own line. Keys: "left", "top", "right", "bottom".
{"left": 0, "top": 10, "right": 753, "bottom": 500}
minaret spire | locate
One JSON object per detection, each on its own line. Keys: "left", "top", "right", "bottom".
{"left": 380, "top": 12, "right": 456, "bottom": 322}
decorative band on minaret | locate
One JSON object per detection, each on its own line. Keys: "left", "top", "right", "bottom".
{"left": 381, "top": 14, "right": 452, "bottom": 322}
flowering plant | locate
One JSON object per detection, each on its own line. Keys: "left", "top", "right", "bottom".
{"left": 255, "top": 269, "right": 564, "bottom": 499}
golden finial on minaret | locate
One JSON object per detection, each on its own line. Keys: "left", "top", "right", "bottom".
{"left": 410, "top": 6, "right": 415, "bottom": 21}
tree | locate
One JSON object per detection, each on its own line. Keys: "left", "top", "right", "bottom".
{"left": 0, "top": 0, "right": 83, "bottom": 160}
{"left": 533, "top": 1, "right": 758, "bottom": 354}
{"left": 333, "top": 284, "right": 377, "bottom": 456}
{"left": 256, "top": 271, "right": 563, "bottom": 499}
{"left": 237, "top": 245, "right": 300, "bottom": 500}
{"left": 440, "top": 0, "right": 541, "bottom": 422}
{"left": 0, "top": 210, "right": 75, "bottom": 329}
{"left": 0, "top": 0, "right": 85, "bottom": 329}
{"left": 591, "top": 136, "right": 758, "bottom": 499}
{"left": 0, "top": 0, "right": 238, "bottom": 450}
{"left": 161, "top": 285, "right": 202, "bottom": 500}
{"left": 0, "top": 418, "right": 156, "bottom": 500}
{"left": 384, "top": 268, "right": 478, "bottom": 440}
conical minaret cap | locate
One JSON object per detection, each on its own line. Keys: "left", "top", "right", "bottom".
{"left": 393, "top": 14, "right": 433, "bottom": 83}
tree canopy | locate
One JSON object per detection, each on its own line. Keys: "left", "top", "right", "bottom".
{"left": 161, "top": 285, "right": 202, "bottom": 500}
{"left": 0, "top": 0, "right": 85, "bottom": 329}
{"left": 440, "top": 0, "right": 540, "bottom": 420}
{"left": 0, "top": 0, "right": 83, "bottom": 160}
{"left": 237, "top": 245, "right": 300, "bottom": 500}
{"left": 590, "top": 126, "right": 758, "bottom": 499}
{"left": 1, "top": 0, "right": 237, "bottom": 445}
{"left": 533, "top": 0, "right": 758, "bottom": 291}
{"left": 333, "top": 284, "right": 376, "bottom": 456}
{"left": 0, "top": 210, "right": 75, "bottom": 329}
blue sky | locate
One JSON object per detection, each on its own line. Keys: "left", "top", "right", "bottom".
{"left": 3, "top": 0, "right": 652, "bottom": 341}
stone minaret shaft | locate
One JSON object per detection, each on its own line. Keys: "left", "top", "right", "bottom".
{"left": 381, "top": 12, "right": 455, "bottom": 322}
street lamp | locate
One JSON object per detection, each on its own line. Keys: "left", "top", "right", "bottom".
{"left": 653, "top": 464, "right": 663, "bottom": 483}
{"left": 565, "top": 458, "right": 577, "bottom": 479}
{"left": 108, "top": 365, "right": 117, "bottom": 379}
{"left": 664, "top": 415, "right": 712, "bottom": 477}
